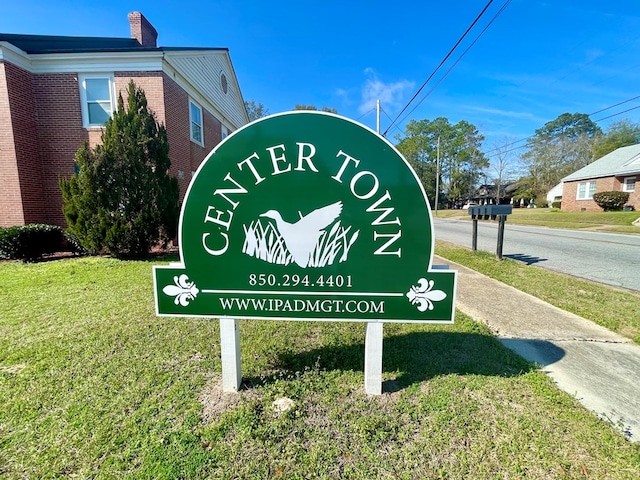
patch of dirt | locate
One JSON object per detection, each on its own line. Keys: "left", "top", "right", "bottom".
{"left": 198, "top": 375, "right": 260, "bottom": 424}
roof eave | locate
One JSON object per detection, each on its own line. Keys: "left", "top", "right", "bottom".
{"left": 19, "top": 50, "right": 165, "bottom": 73}
{"left": 1, "top": 45, "right": 231, "bottom": 74}
{"left": 0, "top": 41, "right": 32, "bottom": 71}
{"left": 563, "top": 169, "right": 640, "bottom": 183}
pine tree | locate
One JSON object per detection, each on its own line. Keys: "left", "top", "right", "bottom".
{"left": 61, "top": 80, "right": 179, "bottom": 258}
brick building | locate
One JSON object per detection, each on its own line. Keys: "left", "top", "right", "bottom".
{"left": 0, "top": 12, "right": 249, "bottom": 228}
{"left": 561, "top": 144, "right": 639, "bottom": 212}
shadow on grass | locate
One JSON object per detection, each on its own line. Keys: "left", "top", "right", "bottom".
{"left": 504, "top": 253, "right": 548, "bottom": 265}
{"left": 138, "top": 252, "right": 181, "bottom": 263}
{"left": 244, "top": 331, "right": 559, "bottom": 392}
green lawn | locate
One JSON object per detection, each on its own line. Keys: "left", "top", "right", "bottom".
{"left": 435, "top": 241, "right": 640, "bottom": 344}
{"left": 435, "top": 208, "right": 640, "bottom": 233}
{"left": 1, "top": 257, "right": 639, "bottom": 478}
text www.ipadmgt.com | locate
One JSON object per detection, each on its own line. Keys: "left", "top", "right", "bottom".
{"left": 219, "top": 297, "right": 385, "bottom": 315}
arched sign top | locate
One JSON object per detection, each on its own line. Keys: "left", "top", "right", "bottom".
{"left": 154, "top": 111, "right": 456, "bottom": 322}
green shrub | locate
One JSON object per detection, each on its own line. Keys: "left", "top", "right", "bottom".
{"left": 60, "top": 80, "right": 179, "bottom": 259}
{"left": 63, "top": 230, "right": 89, "bottom": 256}
{"left": 534, "top": 196, "right": 548, "bottom": 208}
{"left": 552, "top": 201, "right": 561, "bottom": 209}
{"left": 592, "top": 191, "right": 630, "bottom": 211}
{"left": 0, "top": 224, "right": 64, "bottom": 262}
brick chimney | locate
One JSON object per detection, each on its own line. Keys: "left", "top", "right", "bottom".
{"left": 128, "top": 12, "right": 158, "bottom": 47}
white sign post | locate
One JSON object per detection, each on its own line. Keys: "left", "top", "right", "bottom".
{"left": 364, "top": 322, "right": 384, "bottom": 395}
{"left": 220, "top": 318, "right": 241, "bottom": 391}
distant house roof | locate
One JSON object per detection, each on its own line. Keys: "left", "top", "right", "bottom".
{"left": 562, "top": 144, "right": 640, "bottom": 182}
{"left": 0, "top": 33, "right": 224, "bottom": 55}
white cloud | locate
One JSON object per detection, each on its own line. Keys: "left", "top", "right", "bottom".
{"left": 358, "top": 69, "right": 415, "bottom": 115}
{"left": 463, "top": 105, "right": 539, "bottom": 121}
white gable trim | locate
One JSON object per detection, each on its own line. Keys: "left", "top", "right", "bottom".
{"left": 0, "top": 45, "right": 164, "bottom": 73}
{"left": 0, "top": 42, "right": 33, "bottom": 71}
{"left": 161, "top": 58, "right": 233, "bottom": 129}
{"left": 163, "top": 50, "right": 249, "bottom": 129}
{"left": 30, "top": 52, "right": 164, "bottom": 73}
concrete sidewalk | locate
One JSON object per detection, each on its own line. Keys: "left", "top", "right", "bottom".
{"left": 434, "top": 255, "right": 640, "bottom": 442}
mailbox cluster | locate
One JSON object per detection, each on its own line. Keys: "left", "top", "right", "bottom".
{"left": 468, "top": 205, "right": 513, "bottom": 220}
{"left": 468, "top": 205, "right": 512, "bottom": 259}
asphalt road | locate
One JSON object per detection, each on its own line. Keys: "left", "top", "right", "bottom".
{"left": 433, "top": 218, "right": 640, "bottom": 292}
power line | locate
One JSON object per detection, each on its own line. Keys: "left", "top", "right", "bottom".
{"left": 382, "top": 0, "right": 496, "bottom": 137}
{"left": 373, "top": 1, "right": 639, "bottom": 155}
{"left": 356, "top": 107, "right": 376, "bottom": 122}
{"left": 482, "top": 137, "right": 528, "bottom": 156}
{"left": 592, "top": 103, "right": 640, "bottom": 123}
{"left": 396, "top": 0, "right": 513, "bottom": 129}
{"left": 590, "top": 95, "right": 640, "bottom": 116}
{"left": 483, "top": 95, "right": 640, "bottom": 158}
{"left": 380, "top": 106, "right": 395, "bottom": 123}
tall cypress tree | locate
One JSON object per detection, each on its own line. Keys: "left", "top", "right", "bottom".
{"left": 61, "top": 80, "right": 179, "bottom": 258}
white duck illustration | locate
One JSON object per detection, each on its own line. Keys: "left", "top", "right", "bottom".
{"left": 260, "top": 201, "right": 343, "bottom": 268}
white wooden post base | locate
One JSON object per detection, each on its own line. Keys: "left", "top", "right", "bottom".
{"left": 220, "top": 318, "right": 241, "bottom": 392}
{"left": 364, "top": 322, "right": 383, "bottom": 395}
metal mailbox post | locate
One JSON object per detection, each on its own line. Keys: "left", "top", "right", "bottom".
{"left": 468, "top": 205, "right": 512, "bottom": 259}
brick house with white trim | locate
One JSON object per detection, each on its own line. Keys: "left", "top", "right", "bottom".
{"left": 561, "top": 144, "right": 640, "bottom": 212}
{"left": 0, "top": 12, "right": 249, "bottom": 228}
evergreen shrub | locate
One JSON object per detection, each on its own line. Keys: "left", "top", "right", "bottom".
{"left": 60, "top": 80, "right": 179, "bottom": 258}
{"left": 592, "top": 191, "right": 629, "bottom": 211}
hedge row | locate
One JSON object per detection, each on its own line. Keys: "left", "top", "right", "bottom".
{"left": 0, "top": 224, "right": 87, "bottom": 262}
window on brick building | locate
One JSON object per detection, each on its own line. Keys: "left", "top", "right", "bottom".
{"left": 623, "top": 177, "right": 636, "bottom": 192}
{"left": 79, "top": 74, "right": 115, "bottom": 127}
{"left": 577, "top": 181, "right": 596, "bottom": 200}
{"left": 190, "top": 100, "right": 203, "bottom": 145}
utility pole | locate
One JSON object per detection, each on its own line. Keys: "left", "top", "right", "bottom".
{"left": 435, "top": 136, "right": 440, "bottom": 216}
{"left": 376, "top": 99, "right": 380, "bottom": 134}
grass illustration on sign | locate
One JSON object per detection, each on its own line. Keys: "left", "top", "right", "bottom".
{"left": 242, "top": 201, "right": 360, "bottom": 268}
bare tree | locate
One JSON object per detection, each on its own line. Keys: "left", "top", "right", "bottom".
{"left": 486, "top": 136, "right": 520, "bottom": 203}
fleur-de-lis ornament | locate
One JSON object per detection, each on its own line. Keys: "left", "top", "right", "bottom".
{"left": 163, "top": 274, "right": 199, "bottom": 307}
{"left": 406, "top": 278, "right": 447, "bottom": 312}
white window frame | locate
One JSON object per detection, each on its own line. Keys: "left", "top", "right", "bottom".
{"left": 576, "top": 180, "right": 597, "bottom": 200}
{"left": 623, "top": 176, "right": 636, "bottom": 193}
{"left": 221, "top": 125, "right": 229, "bottom": 140}
{"left": 79, "top": 74, "right": 116, "bottom": 128}
{"left": 189, "top": 100, "right": 204, "bottom": 146}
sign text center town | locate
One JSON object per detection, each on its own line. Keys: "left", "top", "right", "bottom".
{"left": 202, "top": 143, "right": 403, "bottom": 259}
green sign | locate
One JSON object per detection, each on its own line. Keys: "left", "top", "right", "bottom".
{"left": 153, "top": 111, "right": 456, "bottom": 322}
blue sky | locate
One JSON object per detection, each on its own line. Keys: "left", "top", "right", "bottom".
{"left": 3, "top": 0, "right": 640, "bottom": 156}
